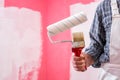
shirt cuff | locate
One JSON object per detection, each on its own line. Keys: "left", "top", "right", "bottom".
{"left": 85, "top": 46, "right": 103, "bottom": 68}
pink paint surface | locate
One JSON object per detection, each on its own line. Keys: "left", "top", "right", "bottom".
{"left": 4, "top": 0, "right": 95, "bottom": 80}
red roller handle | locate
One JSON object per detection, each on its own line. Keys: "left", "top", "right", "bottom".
{"left": 72, "top": 47, "right": 83, "bottom": 56}
{"left": 72, "top": 47, "right": 87, "bottom": 70}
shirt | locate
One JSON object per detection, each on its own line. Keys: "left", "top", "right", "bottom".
{"left": 85, "top": 0, "right": 120, "bottom": 68}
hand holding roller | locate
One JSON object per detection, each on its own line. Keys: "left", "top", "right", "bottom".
{"left": 47, "top": 12, "right": 87, "bottom": 71}
{"left": 72, "top": 32, "right": 87, "bottom": 70}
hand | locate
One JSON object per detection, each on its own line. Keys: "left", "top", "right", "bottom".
{"left": 72, "top": 52, "right": 94, "bottom": 72}
{"left": 84, "top": 53, "right": 94, "bottom": 67}
{"left": 72, "top": 53, "right": 86, "bottom": 72}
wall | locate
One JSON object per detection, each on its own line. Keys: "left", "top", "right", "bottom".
{"left": 2, "top": 0, "right": 100, "bottom": 80}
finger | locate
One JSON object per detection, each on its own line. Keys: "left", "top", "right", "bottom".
{"left": 74, "top": 64, "right": 86, "bottom": 72}
{"left": 72, "top": 60, "right": 85, "bottom": 65}
{"left": 73, "top": 56, "right": 85, "bottom": 61}
{"left": 73, "top": 63, "right": 86, "bottom": 68}
{"left": 75, "top": 68, "right": 86, "bottom": 72}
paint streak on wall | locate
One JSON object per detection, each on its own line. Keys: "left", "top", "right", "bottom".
{"left": 0, "top": 7, "right": 41, "bottom": 80}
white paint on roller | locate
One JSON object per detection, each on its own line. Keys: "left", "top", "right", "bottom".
{"left": 47, "top": 12, "right": 87, "bottom": 37}
{"left": 70, "top": 1, "right": 102, "bottom": 80}
{"left": 47, "top": 12, "right": 87, "bottom": 44}
{"left": 0, "top": 7, "right": 41, "bottom": 80}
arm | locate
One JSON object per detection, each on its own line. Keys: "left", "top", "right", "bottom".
{"left": 85, "top": 3, "right": 106, "bottom": 68}
{"left": 73, "top": 2, "right": 106, "bottom": 71}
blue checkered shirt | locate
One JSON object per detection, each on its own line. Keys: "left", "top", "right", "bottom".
{"left": 85, "top": 0, "right": 120, "bottom": 68}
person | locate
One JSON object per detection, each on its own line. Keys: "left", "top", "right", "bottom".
{"left": 72, "top": 0, "right": 120, "bottom": 79}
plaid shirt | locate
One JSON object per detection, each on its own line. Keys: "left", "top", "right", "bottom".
{"left": 85, "top": 0, "right": 120, "bottom": 68}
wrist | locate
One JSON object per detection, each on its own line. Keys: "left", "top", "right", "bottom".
{"left": 83, "top": 53, "right": 94, "bottom": 67}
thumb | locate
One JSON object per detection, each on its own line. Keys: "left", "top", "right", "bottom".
{"left": 79, "top": 53, "right": 85, "bottom": 60}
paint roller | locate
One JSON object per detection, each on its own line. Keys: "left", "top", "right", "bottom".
{"left": 47, "top": 12, "right": 87, "bottom": 69}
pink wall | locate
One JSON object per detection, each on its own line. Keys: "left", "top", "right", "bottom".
{"left": 5, "top": 0, "right": 94, "bottom": 80}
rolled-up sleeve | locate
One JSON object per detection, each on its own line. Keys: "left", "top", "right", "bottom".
{"left": 85, "top": 4, "right": 106, "bottom": 68}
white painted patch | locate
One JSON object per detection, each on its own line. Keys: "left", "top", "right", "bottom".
{"left": 0, "top": 0, "right": 4, "bottom": 7}
{"left": 0, "top": 7, "right": 41, "bottom": 80}
{"left": 70, "top": 1, "right": 103, "bottom": 80}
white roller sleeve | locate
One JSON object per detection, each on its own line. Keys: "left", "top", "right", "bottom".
{"left": 47, "top": 12, "right": 87, "bottom": 37}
